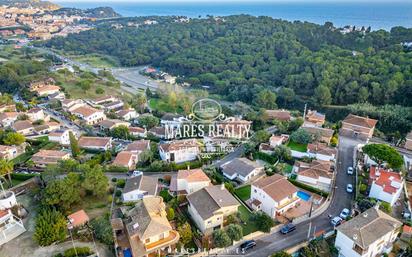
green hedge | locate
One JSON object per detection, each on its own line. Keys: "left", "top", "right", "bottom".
{"left": 288, "top": 179, "right": 329, "bottom": 197}
{"left": 105, "top": 165, "right": 128, "bottom": 173}
{"left": 63, "top": 247, "right": 92, "bottom": 257}
{"left": 11, "top": 173, "right": 38, "bottom": 180}
{"left": 253, "top": 152, "right": 278, "bottom": 164}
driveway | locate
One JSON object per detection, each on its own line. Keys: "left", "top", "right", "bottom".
{"left": 221, "top": 136, "right": 362, "bottom": 256}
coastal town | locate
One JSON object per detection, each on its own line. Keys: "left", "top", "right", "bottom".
{"left": 1, "top": 1, "right": 412, "bottom": 257}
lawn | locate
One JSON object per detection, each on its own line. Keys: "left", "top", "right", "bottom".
{"left": 287, "top": 141, "right": 308, "bottom": 152}
{"left": 148, "top": 98, "right": 185, "bottom": 114}
{"left": 234, "top": 185, "right": 251, "bottom": 201}
{"left": 238, "top": 205, "right": 258, "bottom": 235}
{"left": 69, "top": 54, "right": 120, "bottom": 68}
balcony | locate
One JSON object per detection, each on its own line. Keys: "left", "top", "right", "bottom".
{"left": 0, "top": 217, "right": 26, "bottom": 246}
{"left": 145, "top": 230, "right": 180, "bottom": 251}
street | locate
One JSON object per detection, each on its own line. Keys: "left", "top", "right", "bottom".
{"left": 222, "top": 136, "right": 363, "bottom": 256}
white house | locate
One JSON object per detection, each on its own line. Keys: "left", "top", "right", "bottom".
{"left": 78, "top": 137, "right": 112, "bottom": 151}
{"left": 161, "top": 113, "right": 185, "bottom": 129}
{"left": 26, "top": 108, "right": 47, "bottom": 122}
{"left": 112, "top": 151, "right": 138, "bottom": 171}
{"left": 71, "top": 106, "right": 106, "bottom": 125}
{"left": 187, "top": 185, "right": 240, "bottom": 235}
{"left": 250, "top": 174, "right": 300, "bottom": 217}
{"left": 48, "top": 129, "right": 73, "bottom": 145}
{"left": 116, "top": 109, "right": 138, "bottom": 121}
{"left": 159, "top": 139, "right": 200, "bottom": 163}
{"left": 122, "top": 174, "right": 159, "bottom": 202}
{"left": 128, "top": 127, "right": 147, "bottom": 138}
{"left": 221, "top": 158, "right": 264, "bottom": 183}
{"left": 61, "top": 99, "right": 85, "bottom": 112}
{"left": 368, "top": 166, "right": 403, "bottom": 206}
{"left": 169, "top": 168, "right": 211, "bottom": 195}
{"left": 335, "top": 207, "right": 401, "bottom": 257}
{"left": 0, "top": 112, "right": 19, "bottom": 127}
{"left": 294, "top": 160, "right": 333, "bottom": 192}
{"left": 307, "top": 143, "right": 337, "bottom": 161}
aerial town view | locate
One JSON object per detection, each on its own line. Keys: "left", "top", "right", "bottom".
{"left": 0, "top": 0, "right": 411, "bottom": 256}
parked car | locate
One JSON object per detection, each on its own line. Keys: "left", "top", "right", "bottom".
{"left": 331, "top": 216, "right": 343, "bottom": 227}
{"left": 280, "top": 223, "right": 296, "bottom": 234}
{"left": 346, "top": 184, "right": 353, "bottom": 193}
{"left": 240, "top": 240, "right": 256, "bottom": 253}
{"left": 339, "top": 208, "right": 350, "bottom": 219}
{"left": 347, "top": 167, "right": 354, "bottom": 175}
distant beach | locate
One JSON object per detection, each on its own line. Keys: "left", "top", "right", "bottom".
{"left": 55, "top": 1, "right": 412, "bottom": 30}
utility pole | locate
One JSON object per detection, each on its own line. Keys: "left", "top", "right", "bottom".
{"left": 307, "top": 221, "right": 312, "bottom": 240}
{"left": 303, "top": 103, "right": 307, "bottom": 120}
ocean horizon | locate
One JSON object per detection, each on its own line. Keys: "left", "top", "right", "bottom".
{"left": 54, "top": 1, "right": 412, "bottom": 30}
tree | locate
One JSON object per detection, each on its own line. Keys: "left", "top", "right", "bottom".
{"left": 177, "top": 222, "right": 192, "bottom": 245}
{"left": 254, "top": 212, "right": 275, "bottom": 232}
{"left": 224, "top": 182, "right": 235, "bottom": 194}
{"left": 90, "top": 215, "right": 114, "bottom": 245}
{"left": 69, "top": 131, "right": 80, "bottom": 158}
{"left": 33, "top": 208, "right": 67, "bottom": 246}
{"left": 133, "top": 93, "right": 147, "bottom": 113}
{"left": 0, "top": 159, "right": 13, "bottom": 184}
{"left": 255, "top": 89, "right": 277, "bottom": 109}
{"left": 252, "top": 130, "right": 271, "bottom": 144}
{"left": 314, "top": 86, "right": 332, "bottom": 106}
{"left": 225, "top": 224, "right": 243, "bottom": 242}
{"left": 362, "top": 144, "right": 404, "bottom": 169}
{"left": 271, "top": 251, "right": 292, "bottom": 257}
{"left": 166, "top": 207, "right": 175, "bottom": 220}
{"left": 138, "top": 114, "right": 159, "bottom": 129}
{"left": 110, "top": 125, "right": 130, "bottom": 140}
{"left": 290, "top": 128, "right": 312, "bottom": 144}
{"left": 3, "top": 132, "right": 25, "bottom": 145}
{"left": 273, "top": 145, "right": 292, "bottom": 162}
{"left": 212, "top": 229, "right": 231, "bottom": 248}
{"left": 81, "top": 165, "right": 108, "bottom": 197}
{"left": 287, "top": 118, "right": 303, "bottom": 132}
{"left": 42, "top": 173, "right": 81, "bottom": 211}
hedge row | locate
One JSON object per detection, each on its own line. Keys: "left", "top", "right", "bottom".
{"left": 288, "top": 179, "right": 329, "bottom": 197}
{"left": 253, "top": 152, "right": 278, "bottom": 164}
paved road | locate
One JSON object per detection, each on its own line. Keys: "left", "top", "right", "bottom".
{"left": 222, "top": 136, "right": 363, "bottom": 256}
{"left": 111, "top": 67, "right": 160, "bottom": 91}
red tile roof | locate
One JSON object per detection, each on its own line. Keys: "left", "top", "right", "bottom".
{"left": 68, "top": 210, "right": 89, "bottom": 227}
{"left": 343, "top": 114, "right": 378, "bottom": 128}
{"left": 369, "top": 166, "right": 402, "bottom": 194}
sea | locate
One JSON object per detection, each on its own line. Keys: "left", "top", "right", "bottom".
{"left": 54, "top": 1, "right": 412, "bottom": 31}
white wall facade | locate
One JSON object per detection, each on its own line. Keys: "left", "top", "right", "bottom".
{"left": 369, "top": 183, "right": 403, "bottom": 206}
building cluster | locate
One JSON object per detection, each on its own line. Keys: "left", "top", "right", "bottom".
{"left": 0, "top": 4, "right": 93, "bottom": 40}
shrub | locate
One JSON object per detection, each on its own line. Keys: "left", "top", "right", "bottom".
{"left": 90, "top": 215, "right": 114, "bottom": 246}
{"left": 225, "top": 224, "right": 243, "bottom": 242}
{"left": 111, "top": 177, "right": 117, "bottom": 182}
{"left": 212, "top": 229, "right": 231, "bottom": 248}
{"left": 159, "top": 190, "right": 173, "bottom": 202}
{"left": 63, "top": 247, "right": 92, "bottom": 257}
{"left": 288, "top": 179, "right": 329, "bottom": 197}
{"left": 380, "top": 202, "right": 392, "bottom": 213}
{"left": 253, "top": 211, "right": 275, "bottom": 233}
{"left": 116, "top": 179, "right": 126, "bottom": 188}
{"left": 166, "top": 207, "right": 175, "bottom": 220}
{"left": 115, "top": 190, "right": 122, "bottom": 197}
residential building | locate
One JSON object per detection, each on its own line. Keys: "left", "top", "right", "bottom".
{"left": 159, "top": 139, "right": 200, "bottom": 163}
{"left": 335, "top": 207, "right": 401, "bottom": 257}
{"left": 161, "top": 113, "right": 185, "bottom": 129}
{"left": 304, "top": 110, "right": 325, "bottom": 127}
{"left": 102, "top": 100, "right": 124, "bottom": 111}
{"left": 61, "top": 99, "right": 85, "bottom": 112}
{"left": 26, "top": 108, "right": 46, "bottom": 122}
{"left": 265, "top": 109, "right": 291, "bottom": 121}
{"left": 113, "top": 151, "right": 138, "bottom": 170}
{"left": 125, "top": 140, "right": 151, "bottom": 161}
{"left": 123, "top": 196, "right": 179, "bottom": 257}
{"left": 92, "top": 95, "right": 118, "bottom": 105}
{"left": 0, "top": 145, "right": 24, "bottom": 160}
{"left": 368, "top": 166, "right": 403, "bottom": 206}
{"left": 12, "top": 120, "right": 34, "bottom": 135}
{"left": 259, "top": 143, "right": 274, "bottom": 154}
{"left": 250, "top": 174, "right": 300, "bottom": 217}
{"left": 341, "top": 114, "right": 378, "bottom": 140}
{"left": 0, "top": 104, "right": 15, "bottom": 113}
{"left": 405, "top": 132, "right": 412, "bottom": 151}
{"left": 31, "top": 85, "right": 61, "bottom": 96}
{"left": 98, "top": 119, "right": 130, "bottom": 131}
{"left": 0, "top": 112, "right": 19, "bottom": 127}
{"left": 71, "top": 106, "right": 106, "bottom": 125}
{"left": 122, "top": 174, "right": 159, "bottom": 202}
{"left": 129, "top": 127, "right": 147, "bottom": 138}
{"left": 78, "top": 136, "right": 112, "bottom": 151}
{"left": 116, "top": 109, "right": 138, "bottom": 121}
{"left": 302, "top": 126, "right": 334, "bottom": 144}
{"left": 149, "top": 126, "right": 166, "bottom": 139}
{"left": 294, "top": 160, "right": 333, "bottom": 192}
{"left": 0, "top": 192, "right": 25, "bottom": 246}
{"left": 34, "top": 121, "right": 61, "bottom": 135}
{"left": 307, "top": 143, "right": 337, "bottom": 161}
{"left": 48, "top": 129, "right": 73, "bottom": 145}
{"left": 67, "top": 210, "right": 89, "bottom": 228}
{"left": 31, "top": 149, "right": 71, "bottom": 167}
{"left": 221, "top": 157, "right": 264, "bottom": 183}
{"left": 169, "top": 168, "right": 211, "bottom": 195}
{"left": 187, "top": 185, "right": 240, "bottom": 235}
{"left": 217, "top": 118, "right": 252, "bottom": 139}
{"left": 269, "top": 135, "right": 287, "bottom": 148}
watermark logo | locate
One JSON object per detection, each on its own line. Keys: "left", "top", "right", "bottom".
{"left": 164, "top": 98, "right": 251, "bottom": 141}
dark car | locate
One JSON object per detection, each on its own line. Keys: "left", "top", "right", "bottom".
{"left": 240, "top": 240, "right": 256, "bottom": 253}
{"left": 280, "top": 223, "right": 296, "bottom": 234}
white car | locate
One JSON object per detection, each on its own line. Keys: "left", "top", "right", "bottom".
{"left": 331, "top": 216, "right": 343, "bottom": 227}
{"left": 339, "top": 208, "right": 350, "bottom": 219}
{"left": 347, "top": 167, "right": 354, "bottom": 175}
{"left": 346, "top": 184, "right": 353, "bottom": 193}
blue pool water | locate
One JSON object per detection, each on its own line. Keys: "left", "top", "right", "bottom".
{"left": 123, "top": 249, "right": 132, "bottom": 257}
{"left": 297, "top": 191, "right": 311, "bottom": 201}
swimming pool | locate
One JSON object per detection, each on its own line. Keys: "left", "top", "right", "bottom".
{"left": 297, "top": 191, "right": 311, "bottom": 201}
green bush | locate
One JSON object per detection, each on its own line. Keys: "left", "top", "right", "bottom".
{"left": 159, "top": 190, "right": 173, "bottom": 202}
{"left": 106, "top": 165, "right": 128, "bottom": 173}
{"left": 116, "top": 179, "right": 126, "bottom": 188}
{"left": 380, "top": 202, "right": 392, "bottom": 213}
{"left": 111, "top": 177, "right": 117, "bottom": 182}
{"left": 63, "top": 247, "right": 92, "bottom": 257}
{"left": 11, "top": 173, "right": 38, "bottom": 180}
{"left": 253, "top": 152, "right": 278, "bottom": 164}
{"left": 115, "top": 190, "right": 122, "bottom": 197}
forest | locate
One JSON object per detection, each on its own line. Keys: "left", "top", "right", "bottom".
{"left": 42, "top": 15, "right": 412, "bottom": 108}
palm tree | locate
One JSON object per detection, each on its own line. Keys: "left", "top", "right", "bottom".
{"left": 0, "top": 159, "right": 14, "bottom": 186}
